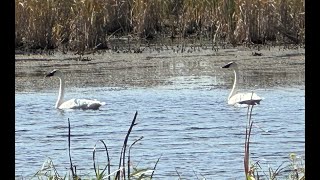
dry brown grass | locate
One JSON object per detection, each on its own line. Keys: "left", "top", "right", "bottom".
{"left": 15, "top": 0, "right": 305, "bottom": 52}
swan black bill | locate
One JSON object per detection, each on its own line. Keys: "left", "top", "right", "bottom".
{"left": 238, "top": 99, "right": 261, "bottom": 105}
{"left": 45, "top": 72, "right": 54, "bottom": 77}
{"left": 221, "top": 62, "right": 234, "bottom": 68}
{"left": 45, "top": 70, "right": 57, "bottom": 77}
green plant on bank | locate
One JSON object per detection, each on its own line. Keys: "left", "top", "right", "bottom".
{"left": 31, "top": 157, "right": 67, "bottom": 180}
{"left": 243, "top": 104, "right": 305, "bottom": 180}
{"left": 32, "top": 159, "right": 157, "bottom": 180}
{"left": 31, "top": 111, "right": 161, "bottom": 180}
{"left": 245, "top": 153, "right": 305, "bottom": 180}
{"left": 287, "top": 153, "right": 305, "bottom": 180}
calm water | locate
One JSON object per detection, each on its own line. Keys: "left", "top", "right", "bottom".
{"left": 15, "top": 74, "right": 304, "bottom": 179}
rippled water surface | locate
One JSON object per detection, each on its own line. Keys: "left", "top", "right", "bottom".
{"left": 15, "top": 49, "right": 305, "bottom": 179}
{"left": 15, "top": 86, "right": 305, "bottom": 179}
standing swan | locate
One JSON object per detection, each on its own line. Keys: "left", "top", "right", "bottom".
{"left": 221, "top": 62, "right": 262, "bottom": 106}
{"left": 45, "top": 69, "right": 106, "bottom": 110}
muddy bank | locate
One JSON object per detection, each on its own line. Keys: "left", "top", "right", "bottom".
{"left": 15, "top": 46, "right": 305, "bottom": 92}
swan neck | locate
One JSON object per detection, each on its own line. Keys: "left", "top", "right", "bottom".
{"left": 228, "top": 69, "right": 238, "bottom": 100}
{"left": 56, "top": 77, "right": 65, "bottom": 108}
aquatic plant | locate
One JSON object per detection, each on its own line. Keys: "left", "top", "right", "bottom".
{"left": 31, "top": 157, "right": 67, "bottom": 180}
{"left": 244, "top": 104, "right": 255, "bottom": 179}
{"left": 243, "top": 105, "right": 305, "bottom": 180}
{"left": 31, "top": 111, "right": 161, "bottom": 180}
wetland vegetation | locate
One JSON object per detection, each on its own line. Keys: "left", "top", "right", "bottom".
{"left": 15, "top": 0, "right": 304, "bottom": 54}
{"left": 15, "top": 0, "right": 305, "bottom": 179}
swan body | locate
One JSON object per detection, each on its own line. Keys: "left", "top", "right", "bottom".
{"left": 57, "top": 98, "right": 106, "bottom": 110}
{"left": 45, "top": 69, "right": 106, "bottom": 110}
{"left": 221, "top": 62, "right": 262, "bottom": 106}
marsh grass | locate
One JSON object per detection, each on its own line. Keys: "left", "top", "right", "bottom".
{"left": 32, "top": 111, "right": 161, "bottom": 180}
{"left": 15, "top": 0, "right": 304, "bottom": 53}
{"left": 243, "top": 104, "right": 305, "bottom": 180}
{"left": 244, "top": 104, "right": 255, "bottom": 179}
{"left": 246, "top": 153, "right": 305, "bottom": 180}
{"left": 31, "top": 157, "right": 67, "bottom": 180}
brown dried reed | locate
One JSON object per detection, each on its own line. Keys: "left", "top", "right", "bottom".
{"left": 15, "top": 0, "right": 304, "bottom": 52}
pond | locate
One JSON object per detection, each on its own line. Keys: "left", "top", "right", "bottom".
{"left": 15, "top": 47, "right": 305, "bottom": 179}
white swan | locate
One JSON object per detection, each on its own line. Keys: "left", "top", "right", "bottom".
{"left": 45, "top": 69, "right": 106, "bottom": 110}
{"left": 221, "top": 62, "right": 262, "bottom": 106}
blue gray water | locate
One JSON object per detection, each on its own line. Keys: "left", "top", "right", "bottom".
{"left": 15, "top": 74, "right": 304, "bottom": 179}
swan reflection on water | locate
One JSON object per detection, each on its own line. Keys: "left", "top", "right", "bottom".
{"left": 45, "top": 69, "right": 106, "bottom": 110}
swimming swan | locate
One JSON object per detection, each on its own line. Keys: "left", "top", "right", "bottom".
{"left": 45, "top": 69, "right": 106, "bottom": 110}
{"left": 221, "top": 62, "right": 262, "bottom": 106}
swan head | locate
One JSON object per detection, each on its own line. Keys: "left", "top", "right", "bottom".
{"left": 221, "top": 62, "right": 238, "bottom": 69}
{"left": 45, "top": 69, "right": 63, "bottom": 78}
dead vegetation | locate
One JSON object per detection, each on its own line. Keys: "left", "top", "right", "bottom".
{"left": 15, "top": 0, "right": 304, "bottom": 53}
